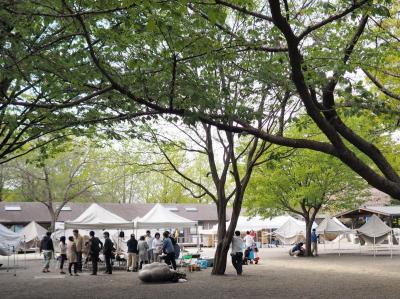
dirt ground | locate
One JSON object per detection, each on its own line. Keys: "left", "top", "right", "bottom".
{"left": 1, "top": 247, "right": 400, "bottom": 299}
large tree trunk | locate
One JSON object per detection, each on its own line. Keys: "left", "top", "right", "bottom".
{"left": 212, "top": 203, "right": 228, "bottom": 275}
{"left": 47, "top": 207, "right": 58, "bottom": 232}
{"left": 305, "top": 219, "right": 313, "bottom": 256}
{"left": 212, "top": 194, "right": 243, "bottom": 275}
{"left": 304, "top": 211, "right": 318, "bottom": 257}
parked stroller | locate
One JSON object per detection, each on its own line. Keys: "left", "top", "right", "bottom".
{"left": 243, "top": 244, "right": 260, "bottom": 265}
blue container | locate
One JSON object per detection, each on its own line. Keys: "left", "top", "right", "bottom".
{"left": 196, "top": 259, "right": 209, "bottom": 269}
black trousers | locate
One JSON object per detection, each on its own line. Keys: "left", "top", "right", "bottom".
{"left": 69, "top": 262, "right": 77, "bottom": 274}
{"left": 76, "top": 252, "right": 82, "bottom": 271}
{"left": 59, "top": 254, "right": 67, "bottom": 270}
{"left": 231, "top": 252, "right": 243, "bottom": 274}
{"left": 165, "top": 252, "right": 177, "bottom": 270}
{"left": 105, "top": 254, "right": 112, "bottom": 274}
{"left": 91, "top": 252, "right": 99, "bottom": 274}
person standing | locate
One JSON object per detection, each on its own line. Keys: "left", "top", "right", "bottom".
{"left": 311, "top": 228, "right": 319, "bottom": 256}
{"left": 231, "top": 231, "right": 243, "bottom": 275}
{"left": 89, "top": 231, "right": 103, "bottom": 275}
{"left": 59, "top": 236, "right": 67, "bottom": 274}
{"left": 243, "top": 231, "right": 254, "bottom": 264}
{"left": 138, "top": 236, "right": 149, "bottom": 270}
{"left": 73, "top": 229, "right": 83, "bottom": 272}
{"left": 152, "top": 232, "right": 163, "bottom": 262}
{"left": 127, "top": 234, "right": 138, "bottom": 272}
{"left": 103, "top": 232, "right": 114, "bottom": 274}
{"left": 162, "top": 231, "right": 176, "bottom": 270}
{"left": 145, "top": 230, "right": 154, "bottom": 263}
{"left": 40, "top": 231, "right": 54, "bottom": 273}
{"left": 67, "top": 236, "right": 79, "bottom": 276}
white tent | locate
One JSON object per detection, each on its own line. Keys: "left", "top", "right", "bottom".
{"left": 357, "top": 214, "right": 392, "bottom": 245}
{"left": 317, "top": 217, "right": 351, "bottom": 241}
{"left": 64, "top": 203, "right": 133, "bottom": 230}
{"left": 0, "top": 223, "right": 22, "bottom": 256}
{"left": 273, "top": 217, "right": 316, "bottom": 245}
{"left": 19, "top": 221, "right": 47, "bottom": 249}
{"left": 135, "top": 204, "right": 197, "bottom": 229}
{"left": 200, "top": 215, "right": 296, "bottom": 235}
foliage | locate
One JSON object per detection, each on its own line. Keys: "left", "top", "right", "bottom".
{"left": 245, "top": 149, "right": 368, "bottom": 217}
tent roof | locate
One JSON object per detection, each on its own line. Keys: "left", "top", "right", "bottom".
{"left": 136, "top": 204, "right": 197, "bottom": 229}
{"left": 225, "top": 215, "right": 296, "bottom": 232}
{"left": 0, "top": 223, "right": 21, "bottom": 254}
{"left": 274, "top": 217, "right": 306, "bottom": 238}
{"left": 65, "top": 203, "right": 133, "bottom": 229}
{"left": 357, "top": 214, "right": 392, "bottom": 238}
{"left": 316, "top": 217, "right": 351, "bottom": 234}
{"left": 19, "top": 221, "right": 47, "bottom": 242}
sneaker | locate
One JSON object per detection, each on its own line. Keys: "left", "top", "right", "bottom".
{"left": 60, "top": 271, "right": 66, "bottom": 274}
{"left": 90, "top": 273, "right": 97, "bottom": 275}
{"left": 127, "top": 269, "right": 131, "bottom": 272}
{"left": 74, "top": 273, "right": 79, "bottom": 276}
{"left": 42, "top": 269, "right": 46, "bottom": 273}
{"left": 70, "top": 273, "right": 73, "bottom": 276}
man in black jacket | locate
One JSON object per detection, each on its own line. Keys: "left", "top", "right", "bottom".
{"left": 126, "top": 234, "right": 138, "bottom": 272}
{"left": 40, "top": 231, "right": 54, "bottom": 273}
{"left": 103, "top": 231, "right": 114, "bottom": 274}
{"left": 89, "top": 231, "right": 103, "bottom": 275}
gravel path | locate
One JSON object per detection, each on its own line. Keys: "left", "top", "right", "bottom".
{"left": 1, "top": 248, "right": 399, "bottom": 299}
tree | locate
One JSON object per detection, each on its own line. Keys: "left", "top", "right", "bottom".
{"left": 7, "top": 0, "right": 397, "bottom": 201}
{"left": 144, "top": 121, "right": 270, "bottom": 274}
{"left": 10, "top": 142, "right": 100, "bottom": 231}
{"left": 245, "top": 149, "right": 368, "bottom": 256}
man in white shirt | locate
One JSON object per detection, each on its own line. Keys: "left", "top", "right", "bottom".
{"left": 243, "top": 231, "right": 254, "bottom": 264}
{"left": 145, "top": 230, "right": 154, "bottom": 263}
{"left": 231, "top": 231, "right": 243, "bottom": 275}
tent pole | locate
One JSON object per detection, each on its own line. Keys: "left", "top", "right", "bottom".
{"left": 13, "top": 246, "right": 16, "bottom": 276}
{"left": 373, "top": 236, "right": 376, "bottom": 258}
{"left": 24, "top": 235, "right": 27, "bottom": 269}
{"left": 196, "top": 224, "right": 199, "bottom": 252}
{"left": 7, "top": 245, "right": 9, "bottom": 272}
{"left": 390, "top": 233, "right": 393, "bottom": 259}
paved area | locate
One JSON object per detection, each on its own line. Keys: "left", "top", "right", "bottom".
{"left": 1, "top": 247, "right": 400, "bottom": 298}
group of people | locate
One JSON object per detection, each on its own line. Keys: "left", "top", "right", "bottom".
{"left": 126, "top": 230, "right": 180, "bottom": 272}
{"left": 230, "top": 230, "right": 260, "bottom": 275}
{"left": 40, "top": 229, "right": 115, "bottom": 275}
{"left": 289, "top": 229, "right": 319, "bottom": 257}
{"left": 40, "top": 229, "right": 181, "bottom": 275}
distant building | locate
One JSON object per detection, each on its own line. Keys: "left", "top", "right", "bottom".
{"left": 0, "top": 202, "right": 231, "bottom": 243}
{"left": 335, "top": 206, "right": 400, "bottom": 228}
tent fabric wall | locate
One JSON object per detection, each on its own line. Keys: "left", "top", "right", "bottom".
{"left": 19, "top": 221, "right": 47, "bottom": 249}
{"left": 316, "top": 217, "right": 351, "bottom": 242}
{"left": 0, "top": 223, "right": 22, "bottom": 256}
{"left": 357, "top": 214, "right": 392, "bottom": 245}
{"left": 135, "top": 204, "right": 197, "bottom": 229}
{"left": 64, "top": 203, "right": 134, "bottom": 230}
{"left": 274, "top": 217, "right": 307, "bottom": 245}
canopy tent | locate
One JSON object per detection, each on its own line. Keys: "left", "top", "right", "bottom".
{"left": 135, "top": 203, "right": 197, "bottom": 229}
{"left": 64, "top": 203, "right": 133, "bottom": 230}
{"left": 19, "top": 221, "right": 47, "bottom": 249}
{"left": 357, "top": 214, "right": 392, "bottom": 245}
{"left": 200, "top": 215, "right": 296, "bottom": 235}
{"left": 0, "top": 223, "right": 22, "bottom": 256}
{"left": 228, "top": 215, "right": 294, "bottom": 232}
{"left": 317, "top": 217, "right": 351, "bottom": 241}
{"left": 273, "top": 217, "right": 307, "bottom": 245}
